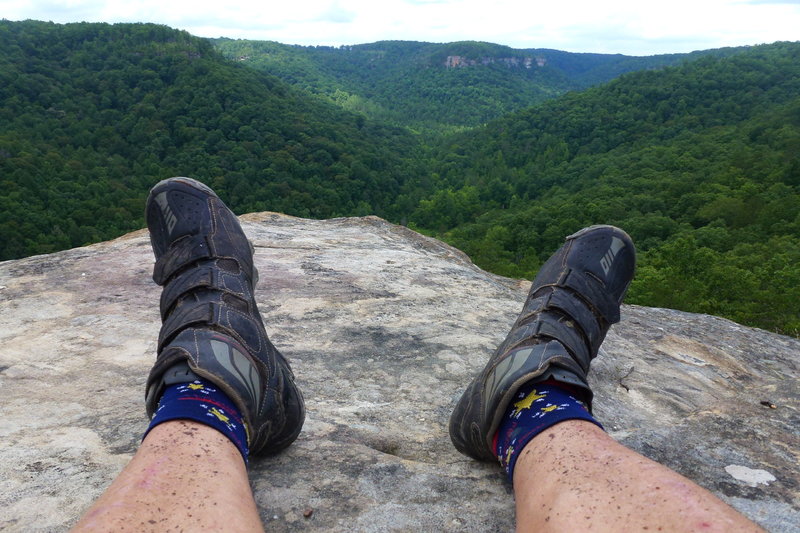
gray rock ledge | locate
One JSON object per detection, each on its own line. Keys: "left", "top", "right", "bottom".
{"left": 0, "top": 213, "right": 797, "bottom": 532}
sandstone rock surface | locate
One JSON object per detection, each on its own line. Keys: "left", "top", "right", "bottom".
{"left": 0, "top": 213, "right": 797, "bottom": 532}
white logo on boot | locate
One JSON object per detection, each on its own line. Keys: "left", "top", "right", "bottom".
{"left": 600, "top": 237, "right": 625, "bottom": 276}
{"left": 155, "top": 192, "right": 178, "bottom": 235}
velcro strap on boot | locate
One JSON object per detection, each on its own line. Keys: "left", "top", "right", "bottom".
{"left": 532, "top": 313, "right": 592, "bottom": 372}
{"left": 543, "top": 289, "right": 603, "bottom": 352}
{"left": 517, "top": 288, "right": 603, "bottom": 353}
{"left": 159, "top": 264, "right": 249, "bottom": 320}
{"left": 495, "top": 320, "right": 539, "bottom": 356}
{"left": 157, "top": 301, "right": 264, "bottom": 356}
{"left": 153, "top": 234, "right": 214, "bottom": 285}
{"left": 495, "top": 311, "right": 590, "bottom": 369}
{"left": 555, "top": 268, "right": 620, "bottom": 324}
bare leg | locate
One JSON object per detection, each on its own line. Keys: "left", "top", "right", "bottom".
{"left": 72, "top": 420, "right": 264, "bottom": 532}
{"left": 514, "top": 420, "right": 763, "bottom": 533}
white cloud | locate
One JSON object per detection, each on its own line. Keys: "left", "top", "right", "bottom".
{"left": 317, "top": 2, "right": 357, "bottom": 24}
{"left": 0, "top": 0, "right": 798, "bottom": 54}
{"left": 742, "top": 0, "right": 800, "bottom": 4}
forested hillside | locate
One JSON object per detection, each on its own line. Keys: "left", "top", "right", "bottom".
{"left": 0, "top": 21, "right": 421, "bottom": 259}
{"left": 2, "top": 20, "right": 797, "bottom": 335}
{"left": 213, "top": 39, "right": 732, "bottom": 133}
{"left": 410, "top": 42, "right": 800, "bottom": 334}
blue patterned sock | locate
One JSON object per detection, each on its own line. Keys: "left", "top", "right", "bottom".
{"left": 144, "top": 378, "right": 249, "bottom": 462}
{"left": 493, "top": 381, "right": 602, "bottom": 483}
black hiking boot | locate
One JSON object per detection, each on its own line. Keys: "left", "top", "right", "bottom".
{"left": 144, "top": 177, "right": 305, "bottom": 456}
{"left": 449, "top": 225, "right": 636, "bottom": 461}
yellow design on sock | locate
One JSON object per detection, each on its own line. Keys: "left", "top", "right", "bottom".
{"left": 513, "top": 389, "right": 546, "bottom": 412}
{"left": 209, "top": 407, "right": 230, "bottom": 423}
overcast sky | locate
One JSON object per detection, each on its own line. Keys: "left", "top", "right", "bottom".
{"left": 2, "top": 0, "right": 799, "bottom": 55}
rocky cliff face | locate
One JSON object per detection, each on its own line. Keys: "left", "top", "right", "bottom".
{"left": 0, "top": 214, "right": 797, "bottom": 532}
{"left": 443, "top": 55, "right": 542, "bottom": 68}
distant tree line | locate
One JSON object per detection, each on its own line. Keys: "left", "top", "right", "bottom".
{"left": 212, "top": 38, "right": 728, "bottom": 134}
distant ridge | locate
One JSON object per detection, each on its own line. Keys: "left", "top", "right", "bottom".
{"left": 213, "top": 38, "right": 747, "bottom": 131}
